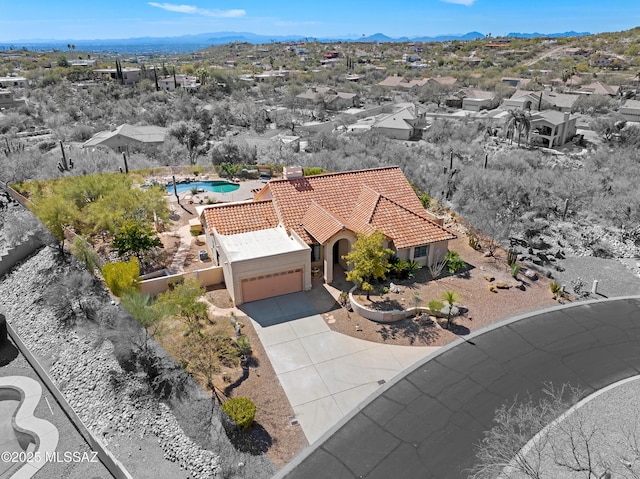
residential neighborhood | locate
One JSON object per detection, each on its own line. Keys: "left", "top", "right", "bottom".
{"left": 2, "top": 17, "right": 640, "bottom": 479}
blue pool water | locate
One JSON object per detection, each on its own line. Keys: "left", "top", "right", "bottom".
{"left": 168, "top": 180, "right": 240, "bottom": 195}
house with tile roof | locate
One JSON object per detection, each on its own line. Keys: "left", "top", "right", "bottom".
{"left": 201, "top": 166, "right": 456, "bottom": 305}
{"left": 378, "top": 75, "right": 456, "bottom": 91}
{"left": 619, "top": 99, "right": 640, "bottom": 122}
{"left": 502, "top": 89, "right": 579, "bottom": 113}
{"left": 82, "top": 124, "right": 168, "bottom": 151}
{"left": 296, "top": 87, "right": 360, "bottom": 111}
{"left": 530, "top": 111, "right": 577, "bottom": 147}
{"left": 371, "top": 106, "right": 427, "bottom": 140}
{"left": 577, "top": 81, "right": 620, "bottom": 97}
{"left": 457, "top": 88, "right": 498, "bottom": 111}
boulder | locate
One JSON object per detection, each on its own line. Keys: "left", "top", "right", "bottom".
{"left": 495, "top": 282, "right": 510, "bottom": 289}
{"left": 483, "top": 275, "right": 495, "bottom": 282}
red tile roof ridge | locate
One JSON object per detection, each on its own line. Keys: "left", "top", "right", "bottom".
{"left": 268, "top": 165, "right": 403, "bottom": 184}
{"left": 374, "top": 194, "right": 457, "bottom": 239}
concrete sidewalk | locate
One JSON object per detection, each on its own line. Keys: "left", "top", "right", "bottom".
{"left": 241, "top": 293, "right": 438, "bottom": 444}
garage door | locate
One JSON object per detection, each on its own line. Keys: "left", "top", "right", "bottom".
{"left": 241, "top": 268, "right": 303, "bottom": 303}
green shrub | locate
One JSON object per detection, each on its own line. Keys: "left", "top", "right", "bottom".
{"left": 380, "top": 286, "right": 390, "bottom": 294}
{"left": 303, "top": 167, "right": 324, "bottom": 176}
{"left": 550, "top": 281, "right": 562, "bottom": 296}
{"left": 445, "top": 251, "right": 466, "bottom": 274}
{"left": 190, "top": 227, "right": 201, "bottom": 236}
{"left": 236, "top": 335, "right": 252, "bottom": 356}
{"left": 428, "top": 300, "right": 444, "bottom": 312}
{"left": 102, "top": 258, "right": 140, "bottom": 296}
{"left": 222, "top": 397, "right": 256, "bottom": 431}
{"left": 511, "top": 263, "right": 520, "bottom": 278}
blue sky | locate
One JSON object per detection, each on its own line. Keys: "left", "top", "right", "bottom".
{"left": 1, "top": 0, "right": 639, "bottom": 41}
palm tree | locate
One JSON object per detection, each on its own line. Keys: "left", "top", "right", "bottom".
{"left": 195, "top": 67, "right": 209, "bottom": 86}
{"left": 440, "top": 290, "right": 461, "bottom": 330}
{"left": 505, "top": 110, "right": 532, "bottom": 147}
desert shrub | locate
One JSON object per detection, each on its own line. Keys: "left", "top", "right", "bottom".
{"left": 236, "top": 335, "right": 252, "bottom": 356}
{"left": 550, "top": 281, "right": 562, "bottom": 296}
{"left": 390, "top": 257, "right": 420, "bottom": 279}
{"left": 303, "top": 167, "right": 324, "bottom": 176}
{"left": 221, "top": 397, "right": 256, "bottom": 431}
{"left": 511, "top": 263, "right": 520, "bottom": 278}
{"left": 428, "top": 300, "right": 444, "bottom": 312}
{"left": 71, "top": 235, "right": 101, "bottom": 272}
{"left": 102, "top": 257, "right": 140, "bottom": 296}
{"left": 468, "top": 233, "right": 479, "bottom": 250}
{"left": 445, "top": 251, "right": 466, "bottom": 274}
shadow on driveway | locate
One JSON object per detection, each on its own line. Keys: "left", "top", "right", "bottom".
{"left": 239, "top": 293, "right": 321, "bottom": 327}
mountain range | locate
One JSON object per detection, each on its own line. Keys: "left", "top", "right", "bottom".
{"left": 0, "top": 30, "right": 591, "bottom": 54}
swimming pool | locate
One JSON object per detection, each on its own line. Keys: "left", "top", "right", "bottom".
{"left": 167, "top": 180, "right": 240, "bottom": 195}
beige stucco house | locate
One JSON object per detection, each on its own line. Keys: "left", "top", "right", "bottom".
{"left": 82, "top": 124, "right": 168, "bottom": 151}
{"left": 201, "top": 166, "right": 456, "bottom": 305}
{"left": 93, "top": 68, "right": 141, "bottom": 85}
{"left": 620, "top": 100, "right": 640, "bottom": 122}
{"left": 371, "top": 106, "right": 427, "bottom": 140}
{"left": 530, "top": 111, "right": 577, "bottom": 147}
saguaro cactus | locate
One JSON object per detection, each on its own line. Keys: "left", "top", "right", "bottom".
{"left": 57, "top": 141, "right": 73, "bottom": 172}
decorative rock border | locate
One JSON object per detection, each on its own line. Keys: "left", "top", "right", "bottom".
{"left": 348, "top": 285, "right": 453, "bottom": 323}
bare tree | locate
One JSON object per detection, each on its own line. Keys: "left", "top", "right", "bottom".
{"left": 468, "top": 383, "right": 581, "bottom": 479}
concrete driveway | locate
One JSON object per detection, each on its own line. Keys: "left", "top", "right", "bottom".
{"left": 240, "top": 293, "right": 438, "bottom": 443}
{"left": 276, "top": 297, "right": 640, "bottom": 479}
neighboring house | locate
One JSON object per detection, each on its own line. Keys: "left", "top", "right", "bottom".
{"left": 577, "top": 81, "right": 620, "bottom": 96}
{"left": 201, "top": 166, "right": 456, "bottom": 305}
{"left": 69, "top": 59, "right": 97, "bottom": 67}
{"left": 158, "top": 75, "right": 200, "bottom": 91}
{"left": 620, "top": 99, "right": 640, "bottom": 122}
{"left": 502, "top": 90, "right": 578, "bottom": 112}
{"left": 501, "top": 77, "right": 531, "bottom": 89}
{"left": 459, "top": 88, "right": 498, "bottom": 111}
{"left": 296, "top": 87, "right": 360, "bottom": 111}
{"left": 0, "top": 76, "right": 27, "bottom": 88}
{"left": 93, "top": 68, "right": 141, "bottom": 85}
{"left": 0, "top": 90, "right": 26, "bottom": 109}
{"left": 82, "top": 124, "right": 168, "bottom": 151}
{"left": 371, "top": 106, "right": 426, "bottom": 140}
{"left": 530, "top": 111, "right": 577, "bottom": 148}
{"left": 378, "top": 75, "right": 456, "bottom": 90}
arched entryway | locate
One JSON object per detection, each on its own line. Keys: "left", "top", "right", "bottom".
{"left": 324, "top": 232, "right": 356, "bottom": 284}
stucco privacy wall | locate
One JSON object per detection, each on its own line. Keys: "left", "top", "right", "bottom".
{"left": 138, "top": 266, "right": 224, "bottom": 296}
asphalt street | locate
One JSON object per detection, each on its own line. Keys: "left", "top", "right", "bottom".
{"left": 275, "top": 297, "right": 640, "bottom": 479}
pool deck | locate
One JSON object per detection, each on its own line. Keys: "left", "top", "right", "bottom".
{"left": 168, "top": 179, "right": 266, "bottom": 205}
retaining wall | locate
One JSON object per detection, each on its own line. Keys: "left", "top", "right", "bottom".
{"left": 0, "top": 234, "right": 44, "bottom": 277}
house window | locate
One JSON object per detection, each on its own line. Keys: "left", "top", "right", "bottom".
{"left": 311, "top": 243, "right": 321, "bottom": 262}
{"left": 414, "top": 245, "right": 428, "bottom": 258}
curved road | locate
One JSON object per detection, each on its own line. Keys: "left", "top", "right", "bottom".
{"left": 275, "top": 297, "right": 640, "bottom": 479}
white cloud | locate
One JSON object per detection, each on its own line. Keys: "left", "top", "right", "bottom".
{"left": 440, "top": 0, "right": 476, "bottom": 5}
{"left": 147, "top": 3, "right": 246, "bottom": 18}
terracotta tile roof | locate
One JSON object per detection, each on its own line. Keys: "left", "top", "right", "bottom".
{"left": 258, "top": 166, "right": 456, "bottom": 246}
{"left": 302, "top": 201, "right": 345, "bottom": 243}
{"left": 370, "top": 196, "right": 455, "bottom": 248}
{"left": 202, "top": 200, "right": 279, "bottom": 235}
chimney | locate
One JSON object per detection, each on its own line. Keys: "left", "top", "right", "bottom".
{"left": 283, "top": 166, "right": 304, "bottom": 179}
